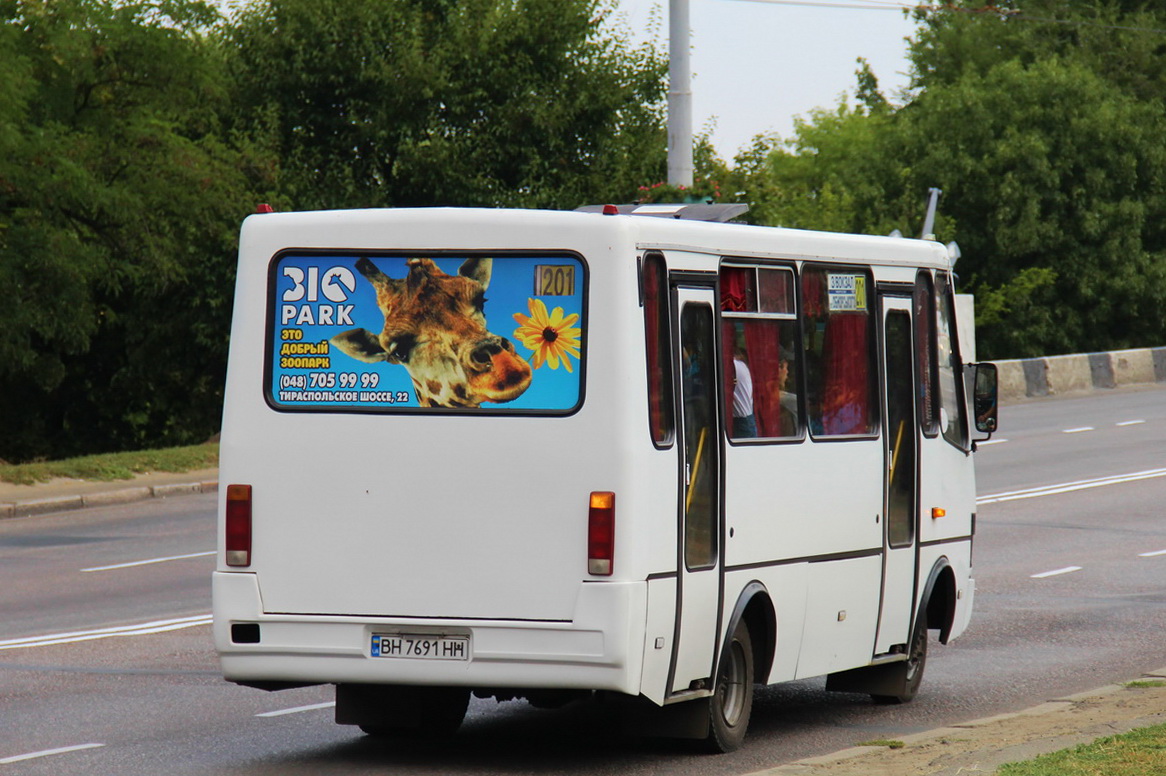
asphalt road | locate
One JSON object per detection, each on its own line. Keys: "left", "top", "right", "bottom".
{"left": 2, "top": 386, "right": 1165, "bottom": 775}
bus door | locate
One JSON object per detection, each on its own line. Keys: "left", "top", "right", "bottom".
{"left": 669, "top": 285, "right": 724, "bottom": 696}
{"left": 875, "top": 295, "right": 920, "bottom": 655}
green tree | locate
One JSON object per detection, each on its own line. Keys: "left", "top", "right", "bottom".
{"left": 909, "top": 1, "right": 1166, "bottom": 102}
{"left": 900, "top": 57, "right": 1166, "bottom": 357}
{"left": 901, "top": 2, "right": 1166, "bottom": 357}
{"left": 0, "top": 0, "right": 267, "bottom": 462}
{"left": 737, "top": 1, "right": 1166, "bottom": 359}
{"left": 743, "top": 101, "right": 910, "bottom": 235}
{"left": 722, "top": 61, "right": 918, "bottom": 238}
{"left": 224, "top": 0, "right": 668, "bottom": 211}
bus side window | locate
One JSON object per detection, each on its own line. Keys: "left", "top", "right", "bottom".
{"left": 914, "top": 271, "right": 940, "bottom": 437}
{"left": 801, "top": 266, "right": 878, "bottom": 438}
{"left": 935, "top": 271, "right": 968, "bottom": 448}
{"left": 720, "top": 265, "right": 801, "bottom": 441}
{"left": 643, "top": 253, "right": 675, "bottom": 446}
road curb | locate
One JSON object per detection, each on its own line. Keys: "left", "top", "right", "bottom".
{"left": 0, "top": 479, "right": 218, "bottom": 520}
{"left": 746, "top": 669, "right": 1166, "bottom": 775}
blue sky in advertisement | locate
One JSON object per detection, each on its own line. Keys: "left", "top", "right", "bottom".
{"left": 270, "top": 254, "right": 585, "bottom": 412}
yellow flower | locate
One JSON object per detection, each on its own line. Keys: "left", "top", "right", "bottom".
{"left": 513, "top": 298, "right": 581, "bottom": 372}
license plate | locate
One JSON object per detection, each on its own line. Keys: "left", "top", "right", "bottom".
{"left": 370, "top": 633, "right": 470, "bottom": 661}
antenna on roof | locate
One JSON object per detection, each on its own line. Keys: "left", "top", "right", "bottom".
{"left": 921, "top": 187, "right": 942, "bottom": 239}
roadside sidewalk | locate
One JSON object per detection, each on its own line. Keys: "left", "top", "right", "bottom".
{"left": 748, "top": 670, "right": 1166, "bottom": 775}
{"left": 0, "top": 468, "right": 218, "bottom": 519}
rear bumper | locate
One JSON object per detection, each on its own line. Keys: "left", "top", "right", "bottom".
{"left": 213, "top": 572, "right": 646, "bottom": 694}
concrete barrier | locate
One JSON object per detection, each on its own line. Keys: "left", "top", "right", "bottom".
{"left": 1045, "top": 353, "right": 1092, "bottom": 395}
{"left": 995, "top": 346, "right": 1166, "bottom": 403}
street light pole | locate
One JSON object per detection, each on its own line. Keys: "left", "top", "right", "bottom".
{"left": 667, "top": 0, "right": 694, "bottom": 187}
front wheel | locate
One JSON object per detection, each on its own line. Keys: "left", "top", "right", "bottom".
{"left": 873, "top": 612, "right": 927, "bottom": 704}
{"left": 706, "top": 620, "right": 754, "bottom": 752}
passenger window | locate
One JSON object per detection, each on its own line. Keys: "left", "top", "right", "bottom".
{"left": 801, "top": 266, "right": 878, "bottom": 438}
{"left": 720, "top": 265, "right": 801, "bottom": 441}
{"left": 935, "top": 272, "right": 968, "bottom": 448}
{"left": 643, "top": 253, "right": 674, "bottom": 446}
{"left": 914, "top": 272, "right": 940, "bottom": 436}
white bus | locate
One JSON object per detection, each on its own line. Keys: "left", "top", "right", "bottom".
{"left": 214, "top": 204, "right": 997, "bottom": 752}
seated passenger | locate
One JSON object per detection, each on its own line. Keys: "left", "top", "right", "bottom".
{"left": 731, "top": 347, "right": 757, "bottom": 438}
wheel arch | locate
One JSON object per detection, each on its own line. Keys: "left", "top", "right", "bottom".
{"left": 922, "top": 557, "right": 957, "bottom": 644}
{"left": 724, "top": 581, "right": 777, "bottom": 683}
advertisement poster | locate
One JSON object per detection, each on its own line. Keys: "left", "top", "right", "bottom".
{"left": 268, "top": 253, "right": 585, "bottom": 413}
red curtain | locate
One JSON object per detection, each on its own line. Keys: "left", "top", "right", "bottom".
{"left": 803, "top": 269, "right": 871, "bottom": 435}
{"left": 722, "top": 319, "right": 784, "bottom": 438}
{"left": 747, "top": 321, "right": 783, "bottom": 437}
{"left": 644, "top": 257, "right": 670, "bottom": 443}
{"left": 820, "top": 314, "right": 870, "bottom": 435}
{"left": 720, "top": 267, "right": 754, "bottom": 313}
{"left": 803, "top": 270, "right": 825, "bottom": 318}
{"left": 721, "top": 274, "right": 747, "bottom": 428}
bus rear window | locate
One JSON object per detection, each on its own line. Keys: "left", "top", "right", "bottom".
{"left": 267, "top": 252, "right": 585, "bottom": 413}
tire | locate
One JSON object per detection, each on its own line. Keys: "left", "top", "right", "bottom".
{"left": 706, "top": 620, "right": 754, "bottom": 753}
{"left": 873, "top": 612, "right": 927, "bottom": 705}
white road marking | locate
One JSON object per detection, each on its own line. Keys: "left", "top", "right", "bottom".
{"left": 0, "top": 743, "right": 105, "bottom": 764}
{"left": 82, "top": 550, "right": 215, "bottom": 572}
{"left": 977, "top": 468, "right": 1166, "bottom": 504}
{"left": 1117, "top": 420, "right": 1146, "bottom": 427}
{"left": 1031, "top": 566, "right": 1083, "bottom": 579}
{"left": 256, "top": 701, "right": 336, "bottom": 718}
{"left": 977, "top": 438, "right": 1009, "bottom": 445}
{"left": 1139, "top": 549, "right": 1166, "bottom": 557}
{"left": 0, "top": 614, "right": 212, "bottom": 650}
{"left": 1063, "top": 426, "right": 1094, "bottom": 434}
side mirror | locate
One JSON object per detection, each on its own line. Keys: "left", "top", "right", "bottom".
{"left": 972, "top": 362, "right": 998, "bottom": 435}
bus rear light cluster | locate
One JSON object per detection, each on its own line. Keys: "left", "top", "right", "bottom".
{"left": 225, "top": 484, "right": 253, "bottom": 567}
{"left": 588, "top": 491, "right": 615, "bottom": 576}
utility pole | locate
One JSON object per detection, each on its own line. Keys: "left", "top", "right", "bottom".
{"left": 667, "top": 0, "right": 694, "bottom": 187}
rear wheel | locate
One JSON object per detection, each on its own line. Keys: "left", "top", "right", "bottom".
{"left": 338, "top": 684, "right": 470, "bottom": 739}
{"left": 706, "top": 620, "right": 754, "bottom": 752}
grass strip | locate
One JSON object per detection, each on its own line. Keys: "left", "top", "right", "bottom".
{"left": 0, "top": 443, "right": 218, "bottom": 486}
{"left": 999, "top": 722, "right": 1166, "bottom": 775}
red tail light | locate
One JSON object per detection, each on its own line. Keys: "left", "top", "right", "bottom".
{"left": 225, "top": 484, "right": 252, "bottom": 567}
{"left": 588, "top": 491, "right": 615, "bottom": 576}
